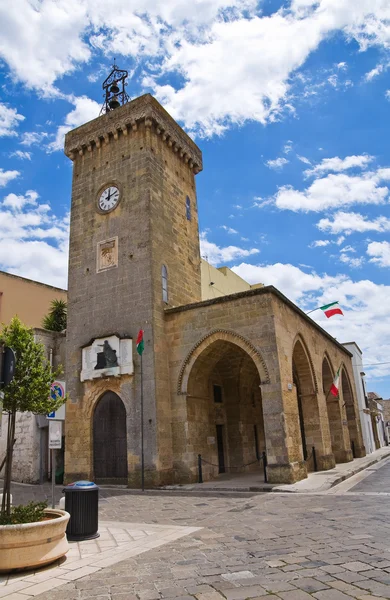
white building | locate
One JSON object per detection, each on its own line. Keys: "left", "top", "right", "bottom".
{"left": 343, "top": 342, "right": 376, "bottom": 455}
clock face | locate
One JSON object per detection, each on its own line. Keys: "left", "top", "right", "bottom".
{"left": 98, "top": 186, "right": 120, "bottom": 213}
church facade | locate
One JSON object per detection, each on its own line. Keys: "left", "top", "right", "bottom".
{"left": 64, "top": 92, "right": 365, "bottom": 486}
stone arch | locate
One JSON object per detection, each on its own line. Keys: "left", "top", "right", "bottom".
{"left": 291, "top": 336, "right": 321, "bottom": 467}
{"left": 322, "top": 354, "right": 345, "bottom": 462}
{"left": 177, "top": 329, "right": 270, "bottom": 395}
{"left": 292, "top": 334, "right": 318, "bottom": 393}
{"left": 93, "top": 390, "right": 128, "bottom": 483}
{"left": 181, "top": 336, "right": 266, "bottom": 481}
{"left": 340, "top": 365, "right": 360, "bottom": 456}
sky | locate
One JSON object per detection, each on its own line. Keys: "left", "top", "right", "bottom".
{"left": 0, "top": 0, "right": 389, "bottom": 396}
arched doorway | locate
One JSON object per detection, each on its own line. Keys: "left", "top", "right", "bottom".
{"left": 322, "top": 357, "right": 345, "bottom": 462}
{"left": 341, "top": 369, "right": 360, "bottom": 457}
{"left": 292, "top": 339, "right": 320, "bottom": 470}
{"left": 93, "top": 391, "right": 128, "bottom": 484}
{"left": 186, "top": 339, "right": 265, "bottom": 481}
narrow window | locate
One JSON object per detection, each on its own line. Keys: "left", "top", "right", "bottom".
{"left": 162, "top": 265, "right": 168, "bottom": 303}
{"left": 186, "top": 196, "right": 191, "bottom": 221}
{"left": 213, "top": 384, "right": 222, "bottom": 403}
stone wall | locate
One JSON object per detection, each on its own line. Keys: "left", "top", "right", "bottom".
{"left": 0, "top": 329, "right": 65, "bottom": 484}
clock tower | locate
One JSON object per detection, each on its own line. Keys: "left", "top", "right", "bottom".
{"left": 64, "top": 71, "right": 203, "bottom": 486}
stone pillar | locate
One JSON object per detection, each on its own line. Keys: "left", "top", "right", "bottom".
{"left": 261, "top": 382, "right": 307, "bottom": 484}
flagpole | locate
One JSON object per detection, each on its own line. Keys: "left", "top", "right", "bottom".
{"left": 140, "top": 351, "right": 144, "bottom": 492}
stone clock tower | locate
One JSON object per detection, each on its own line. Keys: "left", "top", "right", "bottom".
{"left": 64, "top": 87, "right": 203, "bottom": 486}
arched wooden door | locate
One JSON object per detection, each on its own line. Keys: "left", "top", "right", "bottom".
{"left": 93, "top": 392, "right": 128, "bottom": 484}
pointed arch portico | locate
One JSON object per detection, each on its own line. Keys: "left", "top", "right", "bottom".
{"left": 172, "top": 330, "right": 271, "bottom": 483}
{"left": 177, "top": 329, "right": 270, "bottom": 396}
{"left": 322, "top": 355, "right": 351, "bottom": 463}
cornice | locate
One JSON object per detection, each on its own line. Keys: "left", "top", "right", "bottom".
{"left": 64, "top": 94, "right": 203, "bottom": 174}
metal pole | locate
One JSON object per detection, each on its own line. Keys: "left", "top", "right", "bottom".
{"left": 312, "top": 446, "right": 318, "bottom": 472}
{"left": 51, "top": 449, "right": 55, "bottom": 509}
{"left": 262, "top": 451, "right": 268, "bottom": 483}
{"left": 198, "top": 454, "right": 203, "bottom": 483}
{"left": 141, "top": 353, "right": 144, "bottom": 492}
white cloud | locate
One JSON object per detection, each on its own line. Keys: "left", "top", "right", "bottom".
{"left": 232, "top": 260, "right": 390, "bottom": 381}
{"left": 200, "top": 232, "right": 259, "bottom": 265}
{"left": 221, "top": 225, "right": 238, "bottom": 234}
{"left": 0, "top": 103, "right": 24, "bottom": 137}
{"left": 10, "top": 150, "right": 31, "bottom": 160}
{"left": 283, "top": 141, "right": 293, "bottom": 154}
{"left": 0, "top": 189, "right": 69, "bottom": 287}
{"left": 339, "top": 252, "right": 364, "bottom": 269}
{"left": 0, "top": 169, "right": 20, "bottom": 187}
{"left": 297, "top": 155, "right": 311, "bottom": 165}
{"left": 49, "top": 95, "right": 101, "bottom": 152}
{"left": 274, "top": 167, "right": 390, "bottom": 212}
{"left": 367, "top": 241, "right": 390, "bottom": 267}
{"left": 365, "top": 63, "right": 387, "bottom": 81}
{"left": 336, "top": 236, "right": 345, "bottom": 245}
{"left": 0, "top": 1, "right": 389, "bottom": 135}
{"left": 266, "top": 157, "right": 289, "bottom": 170}
{"left": 20, "top": 131, "right": 49, "bottom": 147}
{"left": 318, "top": 211, "right": 390, "bottom": 235}
{"left": 304, "top": 154, "right": 374, "bottom": 177}
{"left": 3, "top": 190, "right": 38, "bottom": 210}
{"left": 310, "top": 240, "right": 330, "bottom": 247}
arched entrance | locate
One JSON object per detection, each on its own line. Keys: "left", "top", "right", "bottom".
{"left": 292, "top": 339, "right": 320, "bottom": 471}
{"left": 186, "top": 339, "right": 265, "bottom": 481}
{"left": 93, "top": 391, "right": 128, "bottom": 484}
{"left": 341, "top": 369, "right": 360, "bottom": 457}
{"left": 322, "top": 357, "right": 345, "bottom": 462}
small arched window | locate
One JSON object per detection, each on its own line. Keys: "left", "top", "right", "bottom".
{"left": 186, "top": 196, "right": 191, "bottom": 221}
{"left": 162, "top": 265, "right": 168, "bottom": 303}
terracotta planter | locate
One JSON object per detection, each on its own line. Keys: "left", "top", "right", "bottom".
{"left": 0, "top": 508, "right": 70, "bottom": 573}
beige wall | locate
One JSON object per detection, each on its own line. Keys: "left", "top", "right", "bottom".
{"left": 0, "top": 271, "right": 67, "bottom": 329}
{"left": 201, "top": 259, "right": 263, "bottom": 300}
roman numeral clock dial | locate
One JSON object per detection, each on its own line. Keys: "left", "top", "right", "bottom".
{"left": 98, "top": 185, "right": 120, "bottom": 213}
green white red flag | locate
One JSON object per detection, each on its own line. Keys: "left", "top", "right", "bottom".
{"left": 330, "top": 368, "right": 340, "bottom": 397}
{"left": 136, "top": 330, "right": 144, "bottom": 356}
{"left": 320, "top": 301, "right": 344, "bottom": 319}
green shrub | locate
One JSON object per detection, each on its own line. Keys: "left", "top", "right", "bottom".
{"left": 0, "top": 501, "right": 48, "bottom": 525}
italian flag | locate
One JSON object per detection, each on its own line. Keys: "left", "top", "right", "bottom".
{"left": 320, "top": 301, "right": 344, "bottom": 319}
{"left": 136, "top": 330, "right": 144, "bottom": 356}
{"left": 330, "top": 368, "right": 340, "bottom": 397}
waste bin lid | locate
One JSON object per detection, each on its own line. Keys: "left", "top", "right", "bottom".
{"left": 64, "top": 480, "right": 99, "bottom": 491}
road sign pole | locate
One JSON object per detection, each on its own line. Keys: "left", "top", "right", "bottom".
{"left": 51, "top": 449, "right": 55, "bottom": 509}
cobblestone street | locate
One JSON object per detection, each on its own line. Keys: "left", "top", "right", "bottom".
{"left": 6, "top": 461, "right": 384, "bottom": 600}
{"left": 5, "top": 459, "right": 390, "bottom": 600}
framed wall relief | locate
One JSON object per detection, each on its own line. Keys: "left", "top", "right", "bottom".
{"left": 97, "top": 236, "right": 118, "bottom": 272}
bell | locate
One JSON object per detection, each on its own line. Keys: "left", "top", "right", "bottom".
{"left": 109, "top": 82, "right": 120, "bottom": 94}
{"left": 109, "top": 97, "right": 120, "bottom": 110}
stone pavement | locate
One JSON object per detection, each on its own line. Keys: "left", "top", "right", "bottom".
{"left": 1, "top": 457, "right": 389, "bottom": 600}
{"left": 3, "top": 458, "right": 390, "bottom": 599}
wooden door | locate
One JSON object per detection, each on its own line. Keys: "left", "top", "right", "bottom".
{"left": 93, "top": 392, "right": 128, "bottom": 483}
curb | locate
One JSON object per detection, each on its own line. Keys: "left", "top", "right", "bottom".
{"left": 272, "top": 448, "right": 390, "bottom": 494}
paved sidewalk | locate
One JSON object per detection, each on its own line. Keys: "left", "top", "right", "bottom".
{"left": 0, "top": 522, "right": 199, "bottom": 599}
{"left": 273, "top": 446, "right": 390, "bottom": 493}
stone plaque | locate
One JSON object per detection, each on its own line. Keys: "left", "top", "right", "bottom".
{"left": 97, "top": 236, "right": 118, "bottom": 272}
{"left": 81, "top": 335, "right": 133, "bottom": 382}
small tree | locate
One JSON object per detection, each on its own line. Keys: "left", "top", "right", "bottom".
{"left": 42, "top": 299, "right": 67, "bottom": 332}
{"left": 1, "top": 317, "right": 64, "bottom": 517}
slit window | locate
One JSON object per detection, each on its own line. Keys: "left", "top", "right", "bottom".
{"left": 162, "top": 264, "right": 168, "bottom": 303}
{"left": 213, "top": 384, "right": 222, "bottom": 403}
{"left": 186, "top": 196, "right": 191, "bottom": 221}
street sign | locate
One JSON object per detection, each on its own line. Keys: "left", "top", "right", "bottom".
{"left": 49, "top": 420, "right": 62, "bottom": 449}
{"left": 1, "top": 346, "right": 16, "bottom": 388}
{"left": 47, "top": 381, "right": 66, "bottom": 420}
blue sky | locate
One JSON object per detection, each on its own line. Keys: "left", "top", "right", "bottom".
{"left": 0, "top": 0, "right": 389, "bottom": 395}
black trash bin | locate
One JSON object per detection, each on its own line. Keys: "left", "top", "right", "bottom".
{"left": 63, "top": 480, "right": 99, "bottom": 541}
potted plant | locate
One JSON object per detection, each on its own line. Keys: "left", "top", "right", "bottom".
{"left": 0, "top": 317, "right": 70, "bottom": 572}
